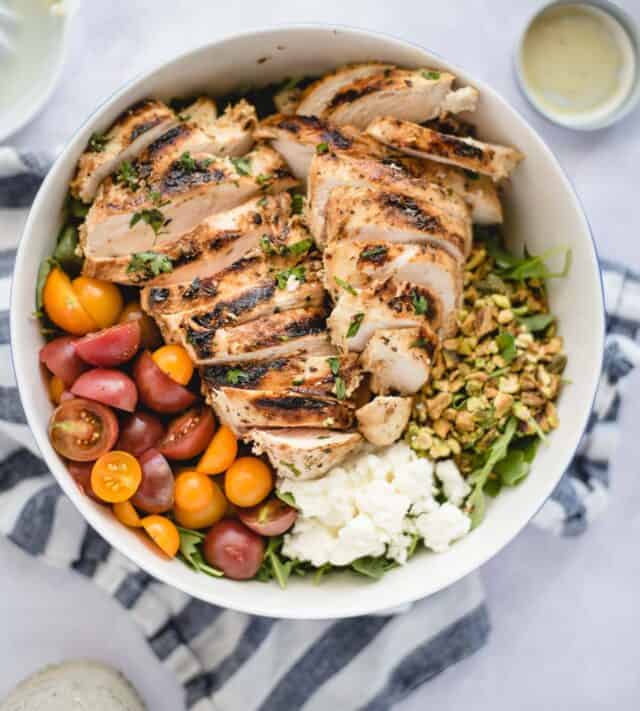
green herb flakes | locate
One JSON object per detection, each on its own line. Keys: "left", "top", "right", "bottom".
{"left": 334, "top": 276, "right": 357, "bottom": 295}
{"left": 231, "top": 157, "right": 252, "bottom": 176}
{"left": 346, "top": 313, "right": 365, "bottom": 339}
{"left": 126, "top": 251, "right": 173, "bottom": 279}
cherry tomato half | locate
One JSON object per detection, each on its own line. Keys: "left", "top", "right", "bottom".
{"left": 43, "top": 267, "right": 97, "bottom": 336}
{"left": 131, "top": 448, "right": 175, "bottom": 514}
{"left": 91, "top": 451, "right": 142, "bottom": 503}
{"left": 203, "top": 520, "right": 265, "bottom": 580}
{"left": 75, "top": 321, "right": 140, "bottom": 367}
{"left": 141, "top": 515, "right": 180, "bottom": 558}
{"left": 49, "top": 399, "right": 119, "bottom": 462}
{"left": 152, "top": 345, "right": 194, "bottom": 386}
{"left": 238, "top": 497, "right": 298, "bottom": 536}
{"left": 173, "top": 470, "right": 227, "bottom": 529}
{"left": 71, "top": 276, "right": 123, "bottom": 329}
{"left": 225, "top": 457, "right": 273, "bottom": 508}
{"left": 71, "top": 368, "right": 138, "bottom": 412}
{"left": 113, "top": 500, "right": 142, "bottom": 527}
{"left": 116, "top": 411, "right": 164, "bottom": 456}
{"left": 133, "top": 351, "right": 197, "bottom": 414}
{"left": 197, "top": 425, "right": 238, "bottom": 475}
{"left": 119, "top": 301, "right": 163, "bottom": 350}
{"left": 40, "top": 336, "right": 89, "bottom": 387}
{"left": 158, "top": 407, "right": 215, "bottom": 461}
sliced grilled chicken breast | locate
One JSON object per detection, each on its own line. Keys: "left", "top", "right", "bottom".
{"left": 366, "top": 117, "right": 524, "bottom": 181}
{"left": 356, "top": 396, "right": 412, "bottom": 446}
{"left": 184, "top": 305, "right": 331, "bottom": 364}
{"left": 83, "top": 143, "right": 297, "bottom": 258}
{"left": 204, "top": 99, "right": 258, "bottom": 156}
{"left": 181, "top": 96, "right": 218, "bottom": 129}
{"left": 328, "top": 278, "right": 445, "bottom": 353}
{"left": 361, "top": 326, "right": 436, "bottom": 395}
{"left": 323, "top": 184, "right": 471, "bottom": 262}
{"left": 249, "top": 428, "right": 363, "bottom": 480}
{"left": 274, "top": 85, "right": 302, "bottom": 115}
{"left": 70, "top": 99, "right": 178, "bottom": 203}
{"left": 297, "top": 63, "right": 394, "bottom": 117}
{"left": 202, "top": 353, "right": 360, "bottom": 399}
{"left": 206, "top": 388, "right": 353, "bottom": 434}
{"left": 255, "top": 114, "right": 386, "bottom": 182}
{"left": 321, "top": 69, "right": 479, "bottom": 129}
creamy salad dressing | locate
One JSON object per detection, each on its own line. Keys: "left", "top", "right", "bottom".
{"left": 521, "top": 3, "right": 636, "bottom": 122}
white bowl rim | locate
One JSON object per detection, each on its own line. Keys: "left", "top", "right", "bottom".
{"left": 10, "top": 23, "right": 605, "bottom": 619}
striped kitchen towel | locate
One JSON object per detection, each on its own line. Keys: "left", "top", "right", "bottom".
{"left": 0, "top": 149, "right": 638, "bottom": 710}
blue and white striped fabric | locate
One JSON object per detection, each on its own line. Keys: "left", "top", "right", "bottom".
{"left": 0, "top": 148, "right": 638, "bottom": 710}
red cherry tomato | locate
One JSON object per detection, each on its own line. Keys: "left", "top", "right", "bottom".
{"left": 116, "top": 411, "right": 164, "bottom": 456}
{"left": 74, "top": 321, "right": 141, "bottom": 367}
{"left": 202, "top": 520, "right": 265, "bottom": 580}
{"left": 67, "top": 461, "right": 102, "bottom": 502}
{"left": 131, "top": 448, "right": 175, "bottom": 514}
{"left": 133, "top": 351, "right": 197, "bottom": 414}
{"left": 49, "top": 399, "right": 119, "bottom": 461}
{"left": 71, "top": 369, "right": 138, "bottom": 412}
{"left": 158, "top": 407, "right": 216, "bottom": 460}
{"left": 39, "top": 336, "right": 89, "bottom": 387}
{"left": 238, "top": 497, "right": 298, "bottom": 536}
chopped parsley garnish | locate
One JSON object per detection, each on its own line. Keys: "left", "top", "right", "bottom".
{"left": 226, "top": 369, "right": 250, "bottom": 385}
{"left": 126, "top": 251, "right": 173, "bottom": 279}
{"left": 148, "top": 190, "right": 169, "bottom": 207}
{"left": 422, "top": 70, "right": 441, "bottom": 80}
{"left": 326, "top": 356, "right": 340, "bottom": 376}
{"left": 334, "top": 276, "right": 357, "bottom": 295}
{"left": 231, "top": 157, "right": 252, "bottom": 176}
{"left": 334, "top": 376, "right": 346, "bottom": 400}
{"left": 411, "top": 290, "right": 429, "bottom": 315}
{"left": 315, "top": 142, "right": 329, "bottom": 154}
{"left": 257, "top": 196, "right": 268, "bottom": 207}
{"left": 260, "top": 235, "right": 276, "bottom": 255}
{"left": 129, "top": 208, "right": 168, "bottom": 236}
{"left": 178, "top": 151, "right": 197, "bottom": 171}
{"left": 255, "top": 173, "right": 271, "bottom": 185}
{"left": 275, "top": 266, "right": 306, "bottom": 290}
{"left": 88, "top": 132, "right": 109, "bottom": 152}
{"left": 360, "top": 245, "right": 388, "bottom": 260}
{"left": 291, "top": 193, "right": 304, "bottom": 214}
{"left": 115, "top": 161, "right": 139, "bottom": 191}
{"left": 411, "top": 337, "right": 432, "bottom": 350}
{"left": 346, "top": 312, "right": 365, "bottom": 338}
{"left": 283, "top": 461, "right": 301, "bottom": 477}
{"left": 288, "top": 238, "right": 313, "bottom": 256}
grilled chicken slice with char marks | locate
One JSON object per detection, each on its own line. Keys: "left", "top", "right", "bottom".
{"left": 202, "top": 353, "right": 361, "bottom": 399}
{"left": 84, "top": 193, "right": 291, "bottom": 285}
{"left": 70, "top": 99, "right": 179, "bottom": 203}
{"left": 254, "top": 114, "right": 387, "bottom": 182}
{"left": 325, "top": 240, "right": 462, "bottom": 326}
{"left": 320, "top": 69, "right": 479, "bottom": 129}
{"left": 366, "top": 117, "right": 524, "bottom": 181}
{"left": 202, "top": 99, "right": 258, "bottom": 157}
{"left": 356, "top": 396, "right": 412, "bottom": 446}
{"left": 274, "top": 84, "right": 302, "bottom": 115}
{"left": 328, "top": 278, "right": 447, "bottom": 353}
{"left": 297, "top": 63, "right": 394, "bottom": 117}
{"left": 83, "top": 142, "right": 297, "bottom": 258}
{"left": 249, "top": 428, "right": 363, "bottom": 480}
{"left": 361, "top": 326, "right": 436, "bottom": 395}
{"left": 206, "top": 388, "right": 354, "bottom": 435}
{"left": 323, "top": 184, "right": 471, "bottom": 262}
{"left": 184, "top": 305, "right": 332, "bottom": 365}
{"left": 179, "top": 96, "right": 217, "bottom": 128}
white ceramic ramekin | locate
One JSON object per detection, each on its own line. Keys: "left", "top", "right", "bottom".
{"left": 10, "top": 25, "right": 605, "bottom": 619}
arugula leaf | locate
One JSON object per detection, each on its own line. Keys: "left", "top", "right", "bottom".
{"left": 53, "top": 225, "right": 83, "bottom": 275}
{"left": 421, "top": 70, "right": 441, "bottom": 80}
{"left": 177, "top": 527, "right": 223, "bottom": 577}
{"left": 496, "top": 331, "right": 517, "bottom": 362}
{"left": 88, "top": 132, "right": 109, "bottom": 152}
{"left": 257, "top": 536, "right": 295, "bottom": 589}
{"left": 231, "top": 157, "right": 252, "bottom": 176}
{"left": 315, "top": 142, "right": 329, "bottom": 154}
{"left": 275, "top": 490, "right": 297, "bottom": 508}
{"left": 288, "top": 238, "right": 313, "bottom": 256}
{"left": 494, "top": 449, "right": 530, "bottom": 486}
{"left": 518, "top": 313, "right": 555, "bottom": 333}
{"left": 35, "top": 258, "right": 54, "bottom": 312}
{"left": 500, "top": 247, "right": 572, "bottom": 282}
{"left": 226, "top": 368, "right": 249, "bottom": 385}
{"left": 126, "top": 251, "right": 173, "bottom": 279}
{"left": 290, "top": 193, "right": 305, "bottom": 215}
{"left": 67, "top": 196, "right": 91, "bottom": 219}
{"left": 346, "top": 313, "right": 365, "bottom": 338}
{"left": 411, "top": 290, "right": 429, "bottom": 316}
{"left": 334, "top": 276, "right": 357, "bottom": 295}
{"left": 351, "top": 556, "right": 395, "bottom": 580}
{"left": 115, "top": 160, "right": 139, "bottom": 190}
{"left": 313, "top": 563, "right": 333, "bottom": 584}
{"left": 466, "top": 486, "right": 486, "bottom": 529}
{"left": 326, "top": 356, "right": 340, "bottom": 376}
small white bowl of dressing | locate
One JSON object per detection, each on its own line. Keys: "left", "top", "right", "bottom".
{"left": 516, "top": 0, "right": 640, "bottom": 129}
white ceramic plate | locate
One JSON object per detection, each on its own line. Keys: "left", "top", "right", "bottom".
{"left": 10, "top": 26, "right": 604, "bottom": 619}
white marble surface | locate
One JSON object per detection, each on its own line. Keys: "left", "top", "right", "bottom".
{"left": 2, "top": 1, "right": 640, "bottom": 708}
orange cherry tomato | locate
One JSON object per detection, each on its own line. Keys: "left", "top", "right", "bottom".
{"left": 91, "top": 451, "right": 142, "bottom": 503}
{"left": 71, "top": 276, "right": 124, "bottom": 329}
{"left": 173, "top": 470, "right": 227, "bottom": 529}
{"left": 152, "top": 345, "right": 194, "bottom": 385}
{"left": 119, "top": 301, "right": 163, "bottom": 350}
{"left": 48, "top": 375, "right": 66, "bottom": 405}
{"left": 141, "top": 515, "right": 180, "bottom": 557}
{"left": 197, "top": 426, "right": 238, "bottom": 475}
{"left": 113, "top": 500, "right": 143, "bottom": 527}
{"left": 43, "top": 267, "right": 97, "bottom": 335}
{"left": 224, "top": 457, "right": 273, "bottom": 508}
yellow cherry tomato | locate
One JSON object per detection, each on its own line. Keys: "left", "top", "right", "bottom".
{"left": 71, "top": 276, "right": 124, "bottom": 329}
{"left": 43, "top": 267, "right": 97, "bottom": 335}
{"left": 173, "top": 470, "right": 227, "bottom": 529}
{"left": 152, "top": 345, "right": 194, "bottom": 385}
{"left": 48, "top": 375, "right": 65, "bottom": 405}
{"left": 91, "top": 451, "right": 142, "bottom": 503}
{"left": 119, "top": 301, "right": 163, "bottom": 350}
{"left": 113, "top": 500, "right": 143, "bottom": 527}
{"left": 197, "top": 426, "right": 238, "bottom": 475}
{"left": 224, "top": 457, "right": 273, "bottom": 508}
{"left": 141, "top": 515, "right": 180, "bottom": 557}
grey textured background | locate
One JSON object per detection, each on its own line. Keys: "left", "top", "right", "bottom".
{"left": 2, "top": 1, "right": 640, "bottom": 709}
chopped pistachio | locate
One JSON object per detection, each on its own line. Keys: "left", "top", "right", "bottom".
{"left": 498, "top": 374, "right": 520, "bottom": 394}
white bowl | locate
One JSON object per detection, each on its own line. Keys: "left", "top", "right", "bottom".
{"left": 10, "top": 26, "right": 605, "bottom": 619}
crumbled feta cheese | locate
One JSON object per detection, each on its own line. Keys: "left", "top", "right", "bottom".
{"left": 435, "top": 459, "right": 471, "bottom": 506}
{"left": 280, "top": 443, "right": 471, "bottom": 568}
{"left": 286, "top": 274, "right": 300, "bottom": 291}
{"left": 415, "top": 503, "right": 471, "bottom": 553}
